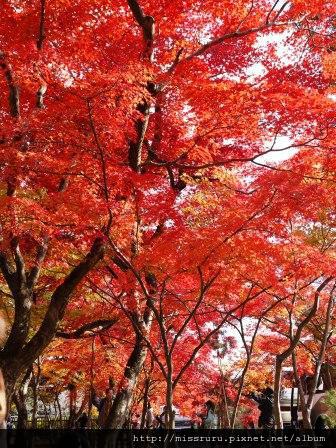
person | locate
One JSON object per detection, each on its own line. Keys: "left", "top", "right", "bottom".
{"left": 202, "top": 400, "right": 218, "bottom": 429}
{"left": 155, "top": 414, "right": 165, "bottom": 428}
{"left": 92, "top": 386, "right": 115, "bottom": 428}
{"left": 249, "top": 387, "right": 275, "bottom": 429}
{"left": 145, "top": 402, "right": 154, "bottom": 428}
{"left": 7, "top": 419, "right": 14, "bottom": 429}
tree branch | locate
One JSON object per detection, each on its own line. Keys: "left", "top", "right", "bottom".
{"left": 18, "top": 238, "right": 106, "bottom": 369}
{"left": 10, "top": 237, "right": 26, "bottom": 286}
{"left": 183, "top": 21, "right": 290, "bottom": 62}
{"left": 127, "top": 0, "right": 155, "bottom": 60}
{"left": 0, "top": 252, "right": 15, "bottom": 291}
{"left": 27, "top": 238, "right": 50, "bottom": 290}
{"left": 0, "top": 52, "right": 20, "bottom": 117}
{"left": 37, "top": 0, "right": 47, "bottom": 50}
{"left": 56, "top": 318, "right": 118, "bottom": 339}
{"left": 278, "top": 276, "right": 333, "bottom": 362}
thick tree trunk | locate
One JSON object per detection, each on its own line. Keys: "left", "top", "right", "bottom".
{"left": 12, "top": 367, "right": 32, "bottom": 429}
{"left": 0, "top": 238, "right": 105, "bottom": 415}
{"left": 274, "top": 356, "right": 283, "bottom": 429}
{"left": 105, "top": 334, "right": 148, "bottom": 428}
{"left": 2, "top": 366, "right": 17, "bottom": 419}
{"left": 13, "top": 392, "right": 28, "bottom": 429}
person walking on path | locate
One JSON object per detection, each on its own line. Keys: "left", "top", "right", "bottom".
{"left": 249, "top": 387, "right": 275, "bottom": 429}
{"left": 92, "top": 386, "right": 115, "bottom": 428}
{"left": 202, "top": 400, "right": 218, "bottom": 429}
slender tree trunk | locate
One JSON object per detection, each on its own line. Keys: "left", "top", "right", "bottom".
{"left": 273, "top": 277, "right": 333, "bottom": 429}
{"left": 140, "top": 377, "right": 150, "bottom": 428}
{"left": 31, "top": 359, "right": 41, "bottom": 429}
{"left": 31, "top": 384, "right": 38, "bottom": 428}
{"left": 292, "top": 351, "right": 311, "bottom": 429}
{"left": 165, "top": 365, "right": 174, "bottom": 429}
{"left": 88, "top": 336, "right": 95, "bottom": 428}
{"left": 306, "top": 290, "right": 335, "bottom": 420}
{"left": 230, "top": 358, "right": 251, "bottom": 428}
{"left": 56, "top": 394, "right": 63, "bottom": 428}
{"left": 0, "top": 370, "right": 6, "bottom": 429}
{"left": 221, "top": 383, "right": 230, "bottom": 428}
{"left": 68, "top": 384, "right": 77, "bottom": 428}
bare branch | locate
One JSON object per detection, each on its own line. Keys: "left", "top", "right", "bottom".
{"left": 87, "top": 99, "right": 113, "bottom": 233}
{"left": 10, "top": 237, "right": 26, "bottom": 286}
{"left": 27, "top": 238, "right": 49, "bottom": 289}
{"left": 127, "top": 0, "right": 155, "bottom": 60}
{"left": 19, "top": 238, "right": 106, "bottom": 367}
{"left": 37, "top": 0, "right": 47, "bottom": 50}
{"left": 183, "top": 21, "right": 290, "bottom": 63}
{"left": 0, "top": 52, "right": 20, "bottom": 117}
{"left": 266, "top": 0, "right": 281, "bottom": 24}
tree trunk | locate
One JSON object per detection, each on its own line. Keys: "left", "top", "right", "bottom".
{"left": 273, "top": 277, "right": 333, "bottom": 429}
{"left": 68, "top": 384, "right": 77, "bottom": 428}
{"left": 3, "top": 367, "right": 16, "bottom": 420}
{"left": 105, "top": 334, "right": 148, "bottom": 428}
{"left": 292, "top": 351, "right": 311, "bottom": 429}
{"left": 273, "top": 355, "right": 283, "bottom": 429}
{"left": 306, "top": 289, "right": 335, "bottom": 421}
{"left": 140, "top": 377, "right": 150, "bottom": 428}
{"left": 221, "top": 383, "right": 230, "bottom": 428}
{"left": 230, "top": 359, "right": 250, "bottom": 428}
{"left": 0, "top": 369, "right": 6, "bottom": 429}
{"left": 13, "top": 392, "right": 28, "bottom": 429}
{"left": 165, "top": 368, "right": 174, "bottom": 430}
{"left": 0, "top": 238, "right": 105, "bottom": 418}
{"left": 56, "top": 394, "right": 63, "bottom": 427}
{"left": 31, "top": 359, "right": 41, "bottom": 429}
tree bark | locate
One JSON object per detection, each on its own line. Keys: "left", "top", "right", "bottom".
{"left": 165, "top": 363, "right": 175, "bottom": 429}
{"left": 0, "top": 370, "right": 6, "bottom": 429}
{"left": 230, "top": 360, "right": 249, "bottom": 428}
{"left": 13, "top": 392, "right": 28, "bottom": 429}
{"left": 292, "top": 351, "right": 312, "bottom": 429}
{"left": 140, "top": 377, "right": 150, "bottom": 428}
{"left": 0, "top": 52, "right": 20, "bottom": 117}
{"left": 306, "top": 288, "right": 335, "bottom": 419}
{"left": 273, "top": 355, "right": 283, "bottom": 429}
{"left": 0, "top": 238, "right": 105, "bottom": 404}
{"left": 105, "top": 332, "right": 148, "bottom": 428}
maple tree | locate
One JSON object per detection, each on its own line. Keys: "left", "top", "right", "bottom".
{"left": 1, "top": 0, "right": 336, "bottom": 430}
